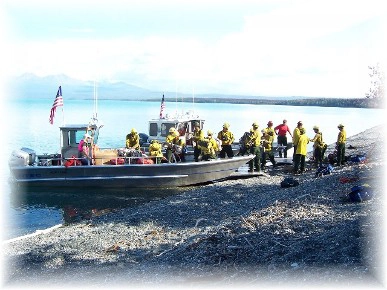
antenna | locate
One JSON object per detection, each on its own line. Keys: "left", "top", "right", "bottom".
{"left": 93, "top": 81, "right": 98, "bottom": 119}
{"left": 192, "top": 87, "right": 195, "bottom": 113}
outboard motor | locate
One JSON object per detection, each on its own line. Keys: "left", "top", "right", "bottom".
{"left": 9, "top": 147, "right": 36, "bottom": 167}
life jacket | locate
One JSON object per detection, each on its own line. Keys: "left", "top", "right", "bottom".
{"left": 64, "top": 155, "right": 82, "bottom": 167}
{"left": 78, "top": 139, "right": 85, "bottom": 152}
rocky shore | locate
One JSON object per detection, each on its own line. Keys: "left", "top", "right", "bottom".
{"left": 3, "top": 125, "right": 386, "bottom": 289}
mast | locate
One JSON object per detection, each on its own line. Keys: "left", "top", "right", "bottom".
{"left": 192, "top": 87, "right": 195, "bottom": 115}
{"left": 93, "top": 81, "right": 98, "bottom": 120}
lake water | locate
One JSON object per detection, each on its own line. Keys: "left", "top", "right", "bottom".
{"left": 1, "top": 98, "right": 384, "bottom": 240}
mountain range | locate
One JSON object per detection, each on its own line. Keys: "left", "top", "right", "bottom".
{"left": 6, "top": 74, "right": 301, "bottom": 101}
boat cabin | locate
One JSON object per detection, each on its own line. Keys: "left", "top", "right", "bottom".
{"left": 148, "top": 111, "right": 204, "bottom": 145}
{"left": 60, "top": 122, "right": 100, "bottom": 159}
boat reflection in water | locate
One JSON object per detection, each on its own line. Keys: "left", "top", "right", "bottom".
{"left": 10, "top": 185, "right": 186, "bottom": 227}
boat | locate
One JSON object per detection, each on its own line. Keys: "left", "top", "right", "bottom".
{"left": 8, "top": 115, "right": 254, "bottom": 189}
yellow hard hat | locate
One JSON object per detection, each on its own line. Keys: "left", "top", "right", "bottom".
{"left": 338, "top": 124, "right": 344, "bottom": 128}
{"left": 207, "top": 130, "right": 213, "bottom": 136}
{"left": 252, "top": 122, "right": 259, "bottom": 128}
{"left": 131, "top": 128, "right": 137, "bottom": 134}
{"left": 313, "top": 126, "right": 319, "bottom": 130}
{"left": 169, "top": 127, "right": 176, "bottom": 133}
{"left": 223, "top": 122, "right": 230, "bottom": 129}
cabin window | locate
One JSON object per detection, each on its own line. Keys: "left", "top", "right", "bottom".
{"left": 190, "top": 120, "right": 203, "bottom": 132}
{"left": 161, "top": 123, "right": 177, "bottom": 137}
{"left": 149, "top": 123, "right": 158, "bottom": 137}
{"left": 75, "top": 131, "right": 84, "bottom": 144}
{"left": 177, "top": 122, "right": 188, "bottom": 136}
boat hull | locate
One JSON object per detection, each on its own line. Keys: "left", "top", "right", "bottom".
{"left": 9, "top": 156, "right": 253, "bottom": 188}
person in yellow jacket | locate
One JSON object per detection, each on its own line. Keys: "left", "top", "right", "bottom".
{"left": 310, "top": 125, "right": 325, "bottom": 167}
{"left": 148, "top": 140, "right": 163, "bottom": 164}
{"left": 126, "top": 128, "right": 140, "bottom": 150}
{"left": 336, "top": 123, "right": 347, "bottom": 166}
{"left": 199, "top": 136, "right": 216, "bottom": 161}
{"left": 165, "top": 127, "right": 179, "bottom": 162}
{"left": 172, "top": 133, "right": 186, "bottom": 162}
{"left": 294, "top": 127, "right": 309, "bottom": 174}
{"left": 261, "top": 129, "right": 276, "bottom": 170}
{"left": 264, "top": 121, "right": 276, "bottom": 136}
{"left": 247, "top": 122, "right": 261, "bottom": 172}
{"left": 207, "top": 130, "right": 220, "bottom": 155}
{"left": 192, "top": 122, "right": 205, "bottom": 162}
{"left": 217, "top": 122, "right": 235, "bottom": 158}
{"left": 292, "top": 121, "right": 303, "bottom": 161}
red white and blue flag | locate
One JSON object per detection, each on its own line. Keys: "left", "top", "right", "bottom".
{"left": 49, "top": 86, "right": 64, "bottom": 124}
{"left": 159, "top": 94, "right": 165, "bottom": 119}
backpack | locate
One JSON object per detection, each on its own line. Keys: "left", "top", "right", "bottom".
{"left": 348, "top": 184, "right": 373, "bottom": 202}
{"left": 197, "top": 139, "right": 210, "bottom": 149}
{"left": 239, "top": 132, "right": 252, "bottom": 153}
{"left": 350, "top": 154, "right": 367, "bottom": 163}
{"left": 281, "top": 177, "right": 299, "bottom": 188}
{"left": 315, "top": 164, "right": 333, "bottom": 177}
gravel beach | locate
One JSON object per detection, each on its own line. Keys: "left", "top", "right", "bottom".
{"left": 3, "top": 125, "right": 386, "bottom": 289}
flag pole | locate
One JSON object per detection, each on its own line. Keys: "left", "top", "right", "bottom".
{"left": 61, "top": 86, "right": 65, "bottom": 126}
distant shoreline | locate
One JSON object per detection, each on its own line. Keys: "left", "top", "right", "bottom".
{"left": 81, "top": 97, "right": 384, "bottom": 109}
{"left": 145, "top": 96, "right": 383, "bottom": 109}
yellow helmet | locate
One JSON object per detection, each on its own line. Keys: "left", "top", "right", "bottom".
{"left": 169, "top": 127, "right": 176, "bottom": 133}
{"left": 313, "top": 126, "right": 319, "bottom": 130}
{"left": 223, "top": 122, "right": 230, "bottom": 129}
{"left": 131, "top": 128, "right": 137, "bottom": 134}
{"left": 207, "top": 130, "right": 213, "bottom": 136}
{"left": 252, "top": 122, "right": 259, "bottom": 128}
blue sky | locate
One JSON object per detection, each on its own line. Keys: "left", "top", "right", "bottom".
{"left": 1, "top": 0, "right": 386, "bottom": 97}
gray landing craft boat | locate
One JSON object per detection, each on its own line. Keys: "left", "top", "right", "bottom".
{"left": 8, "top": 117, "right": 254, "bottom": 188}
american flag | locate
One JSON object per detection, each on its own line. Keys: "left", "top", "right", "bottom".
{"left": 159, "top": 94, "right": 165, "bottom": 119}
{"left": 49, "top": 86, "right": 64, "bottom": 124}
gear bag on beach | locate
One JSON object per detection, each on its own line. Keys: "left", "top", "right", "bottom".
{"left": 280, "top": 177, "right": 299, "bottom": 188}
{"left": 315, "top": 164, "right": 333, "bottom": 177}
{"left": 348, "top": 184, "right": 373, "bottom": 202}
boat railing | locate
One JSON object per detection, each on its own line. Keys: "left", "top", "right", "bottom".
{"left": 58, "top": 155, "right": 165, "bottom": 167}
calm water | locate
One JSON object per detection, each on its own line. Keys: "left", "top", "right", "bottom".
{"left": 2, "top": 98, "right": 385, "bottom": 240}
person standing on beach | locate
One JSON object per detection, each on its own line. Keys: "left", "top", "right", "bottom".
{"left": 336, "top": 124, "right": 347, "bottom": 166}
{"left": 247, "top": 122, "right": 261, "bottom": 172}
{"left": 310, "top": 125, "right": 324, "bottom": 167}
{"left": 264, "top": 121, "right": 276, "bottom": 139}
{"left": 274, "top": 119, "right": 292, "bottom": 158}
{"left": 292, "top": 121, "right": 303, "bottom": 162}
{"left": 217, "top": 122, "right": 234, "bottom": 158}
{"left": 261, "top": 129, "right": 276, "bottom": 170}
{"left": 294, "top": 127, "right": 309, "bottom": 174}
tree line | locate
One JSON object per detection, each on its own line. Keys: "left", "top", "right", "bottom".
{"left": 158, "top": 96, "right": 382, "bottom": 109}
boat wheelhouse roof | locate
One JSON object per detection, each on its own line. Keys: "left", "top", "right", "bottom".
{"left": 59, "top": 124, "right": 89, "bottom": 130}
